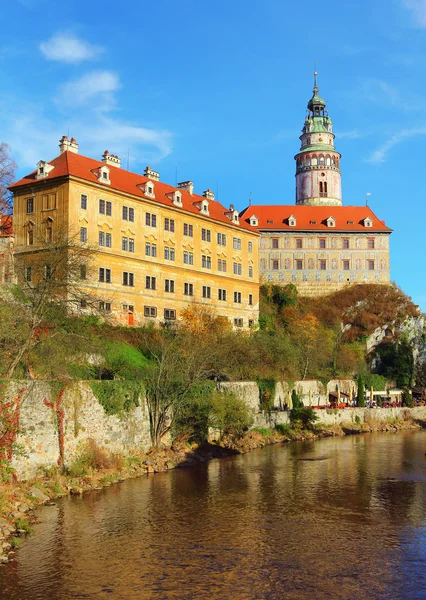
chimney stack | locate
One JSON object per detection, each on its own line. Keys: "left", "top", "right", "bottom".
{"left": 102, "top": 150, "right": 121, "bottom": 168}
{"left": 177, "top": 180, "right": 194, "bottom": 195}
{"left": 144, "top": 166, "right": 160, "bottom": 181}
{"left": 203, "top": 189, "right": 215, "bottom": 200}
{"left": 59, "top": 135, "right": 79, "bottom": 154}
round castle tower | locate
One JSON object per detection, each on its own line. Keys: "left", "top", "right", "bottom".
{"left": 294, "top": 73, "right": 342, "bottom": 206}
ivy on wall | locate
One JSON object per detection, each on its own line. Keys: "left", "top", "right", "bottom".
{"left": 89, "top": 381, "right": 143, "bottom": 416}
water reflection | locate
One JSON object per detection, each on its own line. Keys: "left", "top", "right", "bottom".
{"left": 2, "top": 432, "right": 426, "bottom": 599}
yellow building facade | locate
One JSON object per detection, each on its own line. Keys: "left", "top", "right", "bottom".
{"left": 10, "top": 137, "right": 260, "bottom": 329}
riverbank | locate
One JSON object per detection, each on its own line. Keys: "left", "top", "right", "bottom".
{"left": 1, "top": 409, "right": 426, "bottom": 564}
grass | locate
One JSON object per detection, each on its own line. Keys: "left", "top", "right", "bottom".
{"left": 251, "top": 427, "right": 273, "bottom": 436}
{"left": 15, "top": 518, "right": 32, "bottom": 534}
{"left": 275, "top": 423, "right": 292, "bottom": 435}
{"left": 11, "top": 537, "right": 21, "bottom": 548}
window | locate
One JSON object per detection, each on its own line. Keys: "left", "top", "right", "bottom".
{"left": 80, "top": 227, "right": 87, "bottom": 243}
{"left": 99, "top": 302, "right": 111, "bottom": 313}
{"left": 164, "top": 246, "right": 175, "bottom": 261}
{"left": 164, "top": 218, "right": 175, "bottom": 232}
{"left": 144, "top": 306, "right": 157, "bottom": 318}
{"left": 234, "top": 318, "right": 244, "bottom": 328}
{"left": 272, "top": 238, "right": 279, "bottom": 249}
{"left": 99, "top": 232, "right": 112, "bottom": 247}
{"left": 46, "top": 219, "right": 53, "bottom": 243}
{"left": 99, "top": 200, "right": 112, "bottom": 215}
{"left": 248, "top": 319, "right": 254, "bottom": 328}
{"left": 296, "top": 260, "right": 303, "bottom": 270}
{"left": 202, "top": 255, "right": 211, "bottom": 269}
{"left": 26, "top": 198, "right": 34, "bottom": 214}
{"left": 368, "top": 238, "right": 375, "bottom": 249}
{"left": 272, "top": 260, "right": 279, "bottom": 270}
{"left": 218, "top": 258, "right": 227, "bottom": 272}
{"left": 184, "top": 223, "right": 193, "bottom": 237}
{"left": 164, "top": 309, "right": 176, "bottom": 320}
{"left": 81, "top": 194, "right": 87, "bottom": 210}
{"left": 233, "top": 237, "right": 242, "bottom": 250}
{"left": 183, "top": 251, "right": 194, "bottom": 265}
{"left": 248, "top": 241, "right": 253, "bottom": 253}
{"left": 129, "top": 239, "right": 134, "bottom": 253}
{"left": 123, "top": 272, "right": 134, "bottom": 287}
{"left": 27, "top": 227, "right": 34, "bottom": 246}
{"left": 217, "top": 233, "right": 226, "bottom": 246}
{"left": 320, "top": 260, "right": 326, "bottom": 270}
{"left": 249, "top": 294, "right": 253, "bottom": 306}
{"left": 44, "top": 264, "right": 52, "bottom": 280}
{"left": 145, "top": 276, "right": 156, "bottom": 289}
{"left": 145, "top": 242, "right": 157, "bottom": 257}
{"left": 342, "top": 238, "right": 349, "bottom": 249}
{"left": 296, "top": 238, "right": 303, "bottom": 249}
{"left": 201, "top": 228, "right": 211, "bottom": 242}
{"left": 122, "top": 206, "right": 128, "bottom": 220}
{"left": 122, "top": 237, "right": 128, "bottom": 251}
{"left": 99, "top": 268, "right": 111, "bottom": 283}
{"left": 343, "top": 260, "right": 350, "bottom": 270}
{"left": 184, "top": 283, "right": 194, "bottom": 296}
{"left": 146, "top": 213, "right": 157, "bottom": 227}
{"left": 164, "top": 279, "right": 175, "bottom": 293}
{"left": 319, "top": 181, "right": 328, "bottom": 197}
{"left": 122, "top": 206, "right": 135, "bottom": 222}
{"left": 249, "top": 265, "right": 253, "bottom": 278}
{"left": 202, "top": 286, "right": 211, "bottom": 299}
{"left": 319, "top": 238, "right": 326, "bottom": 249}
{"left": 24, "top": 266, "right": 32, "bottom": 282}
{"left": 80, "top": 299, "right": 87, "bottom": 309}
{"left": 129, "top": 208, "right": 134, "bottom": 222}
{"left": 102, "top": 171, "right": 108, "bottom": 180}
{"left": 234, "top": 291, "right": 242, "bottom": 304}
{"left": 233, "top": 262, "right": 242, "bottom": 275}
{"left": 218, "top": 288, "right": 227, "bottom": 301}
{"left": 368, "top": 260, "right": 375, "bottom": 271}
{"left": 80, "top": 265, "right": 87, "bottom": 280}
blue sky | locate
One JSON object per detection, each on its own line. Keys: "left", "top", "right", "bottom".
{"left": 2, "top": 0, "right": 426, "bottom": 311}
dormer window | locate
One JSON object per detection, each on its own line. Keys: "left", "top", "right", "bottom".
{"left": 232, "top": 210, "right": 239, "bottom": 223}
{"left": 201, "top": 200, "right": 209, "bottom": 215}
{"left": 145, "top": 182, "right": 155, "bottom": 198}
{"left": 36, "top": 160, "right": 55, "bottom": 180}
{"left": 249, "top": 215, "right": 258, "bottom": 227}
{"left": 364, "top": 217, "right": 373, "bottom": 228}
{"left": 326, "top": 216, "right": 335, "bottom": 228}
{"left": 288, "top": 215, "right": 296, "bottom": 227}
{"left": 97, "top": 165, "right": 110, "bottom": 185}
{"left": 173, "top": 190, "right": 182, "bottom": 207}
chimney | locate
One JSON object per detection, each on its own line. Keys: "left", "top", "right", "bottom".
{"left": 102, "top": 150, "right": 121, "bottom": 168}
{"left": 144, "top": 166, "right": 160, "bottom": 181}
{"left": 203, "top": 189, "right": 215, "bottom": 201}
{"left": 177, "top": 180, "right": 194, "bottom": 195}
{"left": 59, "top": 135, "right": 79, "bottom": 154}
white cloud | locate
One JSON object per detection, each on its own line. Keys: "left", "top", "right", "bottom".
{"left": 368, "top": 127, "right": 426, "bottom": 163}
{"left": 56, "top": 71, "right": 120, "bottom": 110}
{"left": 402, "top": 0, "right": 426, "bottom": 27}
{"left": 0, "top": 95, "right": 173, "bottom": 171}
{"left": 338, "top": 130, "right": 363, "bottom": 140}
{"left": 40, "top": 33, "right": 103, "bottom": 64}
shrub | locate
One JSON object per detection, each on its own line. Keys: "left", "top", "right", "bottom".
{"left": 67, "top": 438, "right": 120, "bottom": 477}
{"left": 252, "top": 427, "right": 272, "bottom": 436}
{"left": 402, "top": 388, "right": 414, "bottom": 408}
{"left": 290, "top": 407, "right": 318, "bottom": 430}
{"left": 291, "top": 389, "right": 302, "bottom": 409}
{"left": 275, "top": 423, "right": 291, "bottom": 434}
{"left": 257, "top": 379, "right": 276, "bottom": 415}
{"left": 364, "top": 374, "right": 387, "bottom": 391}
{"left": 209, "top": 390, "right": 253, "bottom": 438}
{"left": 172, "top": 381, "right": 216, "bottom": 443}
{"left": 356, "top": 374, "right": 365, "bottom": 407}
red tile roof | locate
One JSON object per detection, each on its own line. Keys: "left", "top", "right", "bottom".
{"left": 0, "top": 215, "right": 13, "bottom": 236}
{"left": 240, "top": 205, "right": 392, "bottom": 232}
{"left": 10, "top": 152, "right": 258, "bottom": 235}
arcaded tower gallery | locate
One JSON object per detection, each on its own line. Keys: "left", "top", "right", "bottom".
{"left": 240, "top": 74, "right": 392, "bottom": 296}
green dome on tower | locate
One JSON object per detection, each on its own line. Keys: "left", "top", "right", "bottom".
{"left": 307, "top": 71, "right": 326, "bottom": 113}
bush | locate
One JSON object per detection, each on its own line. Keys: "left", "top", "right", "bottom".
{"left": 364, "top": 373, "right": 388, "bottom": 391}
{"left": 172, "top": 381, "right": 216, "bottom": 443}
{"left": 356, "top": 374, "right": 365, "bottom": 407}
{"left": 209, "top": 391, "right": 253, "bottom": 439}
{"left": 290, "top": 407, "right": 318, "bottom": 430}
{"left": 67, "top": 438, "right": 120, "bottom": 477}
{"left": 257, "top": 378, "right": 276, "bottom": 415}
{"left": 275, "top": 423, "right": 291, "bottom": 434}
{"left": 291, "top": 389, "right": 302, "bottom": 409}
{"left": 402, "top": 388, "right": 414, "bottom": 408}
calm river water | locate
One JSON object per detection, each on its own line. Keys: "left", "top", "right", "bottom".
{"left": 2, "top": 432, "right": 426, "bottom": 599}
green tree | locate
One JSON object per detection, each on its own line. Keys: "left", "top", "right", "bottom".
{"left": 356, "top": 374, "right": 365, "bottom": 407}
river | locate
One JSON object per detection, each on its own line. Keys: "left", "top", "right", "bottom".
{"left": 2, "top": 431, "right": 426, "bottom": 599}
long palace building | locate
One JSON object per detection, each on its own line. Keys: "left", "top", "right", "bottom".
{"left": 9, "top": 138, "right": 260, "bottom": 328}
{"left": 240, "top": 74, "right": 392, "bottom": 296}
